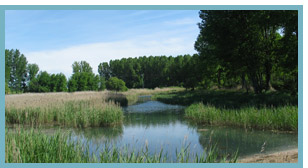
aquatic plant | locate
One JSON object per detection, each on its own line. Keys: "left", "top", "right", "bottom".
{"left": 185, "top": 103, "right": 298, "bottom": 131}
{"left": 5, "top": 99, "right": 123, "bottom": 128}
{"left": 5, "top": 128, "right": 238, "bottom": 163}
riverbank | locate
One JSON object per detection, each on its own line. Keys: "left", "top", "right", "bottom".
{"left": 153, "top": 89, "right": 297, "bottom": 108}
{"left": 153, "top": 89, "right": 298, "bottom": 131}
{"left": 4, "top": 88, "right": 184, "bottom": 127}
{"left": 238, "top": 148, "right": 298, "bottom": 163}
{"left": 5, "top": 91, "right": 123, "bottom": 128}
{"left": 185, "top": 103, "right": 297, "bottom": 131}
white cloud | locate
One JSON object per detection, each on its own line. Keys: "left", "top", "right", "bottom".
{"left": 25, "top": 35, "right": 197, "bottom": 78}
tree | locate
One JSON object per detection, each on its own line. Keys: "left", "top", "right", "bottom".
{"left": 5, "top": 49, "right": 12, "bottom": 86}
{"left": 5, "top": 82, "right": 10, "bottom": 94}
{"left": 27, "top": 63, "right": 39, "bottom": 82}
{"left": 195, "top": 10, "right": 297, "bottom": 94}
{"left": 106, "top": 77, "right": 128, "bottom": 92}
{"left": 72, "top": 61, "right": 93, "bottom": 73}
{"left": 98, "top": 76, "right": 106, "bottom": 91}
{"left": 55, "top": 73, "right": 67, "bottom": 92}
{"left": 68, "top": 61, "right": 98, "bottom": 92}
{"left": 29, "top": 71, "right": 51, "bottom": 92}
{"left": 5, "top": 49, "right": 28, "bottom": 93}
{"left": 98, "top": 62, "right": 111, "bottom": 80}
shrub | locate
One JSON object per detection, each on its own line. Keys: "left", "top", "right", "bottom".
{"left": 106, "top": 77, "right": 128, "bottom": 92}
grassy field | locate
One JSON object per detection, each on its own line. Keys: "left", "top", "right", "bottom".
{"left": 185, "top": 103, "right": 298, "bottom": 131}
{"left": 5, "top": 128, "right": 238, "bottom": 163}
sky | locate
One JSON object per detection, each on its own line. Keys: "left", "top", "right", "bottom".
{"left": 5, "top": 10, "right": 201, "bottom": 77}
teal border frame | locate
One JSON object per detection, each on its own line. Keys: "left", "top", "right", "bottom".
{"left": 0, "top": 5, "right": 303, "bottom": 168}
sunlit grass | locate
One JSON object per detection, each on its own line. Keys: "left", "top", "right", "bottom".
{"left": 5, "top": 128, "right": 238, "bottom": 163}
{"left": 5, "top": 99, "right": 123, "bottom": 128}
{"left": 185, "top": 103, "right": 298, "bottom": 131}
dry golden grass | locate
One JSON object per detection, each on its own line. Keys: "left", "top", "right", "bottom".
{"left": 5, "top": 91, "right": 124, "bottom": 127}
{"left": 5, "top": 91, "right": 111, "bottom": 109}
{"left": 122, "top": 87, "right": 184, "bottom": 96}
{"left": 121, "top": 87, "right": 185, "bottom": 105}
{"left": 5, "top": 87, "right": 182, "bottom": 110}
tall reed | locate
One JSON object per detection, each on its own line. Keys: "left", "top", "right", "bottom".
{"left": 6, "top": 99, "right": 123, "bottom": 128}
{"left": 5, "top": 128, "right": 238, "bottom": 163}
{"left": 5, "top": 129, "right": 91, "bottom": 163}
{"left": 185, "top": 103, "right": 298, "bottom": 131}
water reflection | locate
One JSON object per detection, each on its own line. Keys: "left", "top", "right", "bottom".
{"left": 67, "top": 100, "right": 297, "bottom": 160}
{"left": 9, "top": 98, "right": 297, "bottom": 161}
{"left": 196, "top": 126, "right": 297, "bottom": 157}
{"left": 124, "top": 100, "right": 184, "bottom": 113}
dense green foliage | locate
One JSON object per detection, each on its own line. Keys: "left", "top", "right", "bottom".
{"left": 5, "top": 100, "right": 123, "bottom": 128}
{"left": 195, "top": 10, "right": 298, "bottom": 94}
{"left": 99, "top": 54, "right": 201, "bottom": 89}
{"left": 28, "top": 71, "right": 68, "bottom": 92}
{"left": 106, "top": 77, "right": 128, "bottom": 92}
{"left": 5, "top": 49, "right": 68, "bottom": 93}
{"left": 6, "top": 129, "right": 238, "bottom": 163}
{"left": 185, "top": 103, "right": 297, "bottom": 131}
{"left": 153, "top": 90, "right": 297, "bottom": 108}
{"left": 68, "top": 61, "right": 100, "bottom": 92}
{"left": 5, "top": 49, "right": 28, "bottom": 93}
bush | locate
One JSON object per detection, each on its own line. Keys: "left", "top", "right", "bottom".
{"left": 106, "top": 77, "right": 128, "bottom": 92}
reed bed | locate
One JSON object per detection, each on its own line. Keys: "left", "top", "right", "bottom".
{"left": 185, "top": 103, "right": 298, "bottom": 131}
{"left": 5, "top": 91, "right": 110, "bottom": 109}
{"left": 6, "top": 99, "right": 123, "bottom": 128}
{"left": 5, "top": 129, "right": 238, "bottom": 163}
{"left": 122, "top": 87, "right": 185, "bottom": 105}
{"left": 5, "top": 129, "right": 92, "bottom": 163}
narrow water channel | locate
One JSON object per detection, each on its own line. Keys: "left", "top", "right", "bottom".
{"left": 9, "top": 96, "right": 298, "bottom": 162}
{"left": 71, "top": 96, "right": 297, "bottom": 161}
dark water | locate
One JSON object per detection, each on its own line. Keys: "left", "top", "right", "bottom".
{"left": 68, "top": 97, "right": 297, "bottom": 161}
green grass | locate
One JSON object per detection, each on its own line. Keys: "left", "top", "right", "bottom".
{"left": 5, "top": 100, "right": 123, "bottom": 128}
{"left": 5, "top": 129, "right": 91, "bottom": 163}
{"left": 153, "top": 89, "right": 297, "bottom": 108}
{"left": 5, "top": 129, "right": 238, "bottom": 163}
{"left": 185, "top": 103, "right": 298, "bottom": 131}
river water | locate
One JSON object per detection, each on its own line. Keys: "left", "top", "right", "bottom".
{"left": 11, "top": 96, "right": 298, "bottom": 161}
{"left": 69, "top": 97, "right": 297, "bottom": 161}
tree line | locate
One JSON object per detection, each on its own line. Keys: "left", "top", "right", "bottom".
{"left": 5, "top": 49, "right": 200, "bottom": 93}
{"left": 5, "top": 10, "right": 298, "bottom": 94}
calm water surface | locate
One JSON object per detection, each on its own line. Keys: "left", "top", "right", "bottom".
{"left": 70, "top": 97, "right": 297, "bottom": 160}
{"left": 12, "top": 96, "right": 298, "bottom": 161}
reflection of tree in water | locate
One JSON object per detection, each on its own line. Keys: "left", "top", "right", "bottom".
{"left": 72, "top": 125, "right": 124, "bottom": 144}
{"left": 196, "top": 126, "right": 298, "bottom": 157}
{"left": 124, "top": 111, "right": 186, "bottom": 127}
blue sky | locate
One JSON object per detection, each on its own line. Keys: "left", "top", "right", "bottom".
{"left": 5, "top": 10, "right": 200, "bottom": 77}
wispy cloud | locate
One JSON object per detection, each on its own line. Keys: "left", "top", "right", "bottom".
{"left": 25, "top": 36, "right": 197, "bottom": 78}
{"left": 164, "top": 17, "right": 199, "bottom": 26}
{"left": 7, "top": 10, "right": 200, "bottom": 78}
